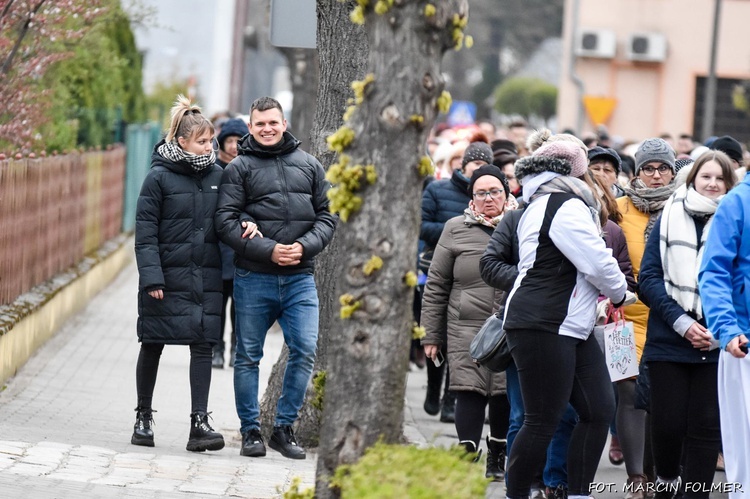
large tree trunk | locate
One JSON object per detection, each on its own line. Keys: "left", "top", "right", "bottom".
{"left": 314, "top": 2, "right": 468, "bottom": 497}
{"left": 258, "top": 0, "right": 368, "bottom": 447}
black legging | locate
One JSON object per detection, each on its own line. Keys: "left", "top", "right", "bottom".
{"left": 136, "top": 342, "right": 213, "bottom": 413}
{"left": 455, "top": 391, "right": 510, "bottom": 447}
{"left": 505, "top": 329, "right": 615, "bottom": 498}
{"left": 616, "top": 379, "right": 646, "bottom": 476}
{"left": 648, "top": 361, "right": 721, "bottom": 498}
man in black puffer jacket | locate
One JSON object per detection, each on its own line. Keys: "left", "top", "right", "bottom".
{"left": 215, "top": 97, "right": 336, "bottom": 461}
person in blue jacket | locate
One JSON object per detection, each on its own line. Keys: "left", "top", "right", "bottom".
{"left": 640, "top": 151, "right": 736, "bottom": 498}
{"left": 699, "top": 153, "right": 750, "bottom": 499}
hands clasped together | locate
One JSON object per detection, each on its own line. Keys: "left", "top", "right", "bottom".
{"left": 240, "top": 220, "right": 303, "bottom": 267}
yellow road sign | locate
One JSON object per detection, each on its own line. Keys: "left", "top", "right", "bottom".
{"left": 583, "top": 96, "right": 617, "bottom": 126}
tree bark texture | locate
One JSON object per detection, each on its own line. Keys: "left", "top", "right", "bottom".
{"left": 314, "top": 2, "right": 468, "bottom": 496}
{"left": 258, "top": 1, "right": 367, "bottom": 448}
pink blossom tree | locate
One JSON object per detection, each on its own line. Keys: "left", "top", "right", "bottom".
{"left": 0, "top": 0, "right": 104, "bottom": 150}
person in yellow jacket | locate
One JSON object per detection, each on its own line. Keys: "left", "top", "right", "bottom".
{"left": 614, "top": 138, "right": 677, "bottom": 498}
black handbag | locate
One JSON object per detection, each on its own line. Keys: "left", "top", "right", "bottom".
{"left": 470, "top": 311, "right": 512, "bottom": 372}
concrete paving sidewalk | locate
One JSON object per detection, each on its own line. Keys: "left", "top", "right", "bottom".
{"left": 0, "top": 260, "right": 314, "bottom": 498}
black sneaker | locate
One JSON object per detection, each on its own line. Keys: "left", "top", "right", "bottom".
{"left": 131, "top": 407, "right": 155, "bottom": 447}
{"left": 186, "top": 412, "right": 225, "bottom": 452}
{"left": 269, "top": 425, "right": 306, "bottom": 459}
{"left": 240, "top": 428, "right": 266, "bottom": 457}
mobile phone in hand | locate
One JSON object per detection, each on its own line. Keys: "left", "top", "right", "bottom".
{"left": 432, "top": 350, "right": 444, "bottom": 367}
{"left": 740, "top": 344, "right": 748, "bottom": 354}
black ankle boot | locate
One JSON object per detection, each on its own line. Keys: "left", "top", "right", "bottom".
{"left": 131, "top": 407, "right": 155, "bottom": 447}
{"left": 423, "top": 382, "right": 441, "bottom": 415}
{"left": 485, "top": 435, "right": 506, "bottom": 481}
{"left": 269, "top": 425, "right": 306, "bottom": 459}
{"left": 459, "top": 440, "right": 483, "bottom": 462}
{"left": 186, "top": 412, "right": 225, "bottom": 452}
{"left": 440, "top": 391, "right": 456, "bottom": 423}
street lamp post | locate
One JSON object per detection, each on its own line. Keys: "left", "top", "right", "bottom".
{"left": 569, "top": 0, "right": 585, "bottom": 134}
{"left": 701, "top": 0, "right": 722, "bottom": 141}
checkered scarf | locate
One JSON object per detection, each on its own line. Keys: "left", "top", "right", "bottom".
{"left": 157, "top": 140, "right": 216, "bottom": 172}
{"left": 659, "top": 185, "right": 720, "bottom": 319}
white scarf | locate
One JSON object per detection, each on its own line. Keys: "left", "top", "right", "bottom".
{"left": 659, "top": 185, "right": 721, "bottom": 319}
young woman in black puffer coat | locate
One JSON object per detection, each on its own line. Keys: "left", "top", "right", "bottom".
{"left": 132, "top": 95, "right": 258, "bottom": 452}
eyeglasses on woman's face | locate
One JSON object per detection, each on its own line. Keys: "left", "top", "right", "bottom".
{"left": 640, "top": 164, "right": 672, "bottom": 176}
{"left": 472, "top": 188, "right": 505, "bottom": 200}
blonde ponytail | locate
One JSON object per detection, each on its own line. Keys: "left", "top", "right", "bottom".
{"left": 165, "top": 94, "right": 214, "bottom": 144}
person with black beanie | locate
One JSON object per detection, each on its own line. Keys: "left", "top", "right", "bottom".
{"left": 212, "top": 117, "right": 249, "bottom": 369}
{"left": 422, "top": 164, "right": 514, "bottom": 481}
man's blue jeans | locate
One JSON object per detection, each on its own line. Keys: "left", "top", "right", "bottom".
{"left": 506, "top": 361, "right": 578, "bottom": 488}
{"left": 233, "top": 270, "right": 319, "bottom": 434}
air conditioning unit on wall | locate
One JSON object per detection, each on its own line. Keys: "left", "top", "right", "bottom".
{"left": 575, "top": 29, "right": 617, "bottom": 59}
{"left": 626, "top": 33, "right": 668, "bottom": 62}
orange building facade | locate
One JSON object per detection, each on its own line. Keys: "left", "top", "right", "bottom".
{"left": 557, "top": 0, "right": 750, "bottom": 143}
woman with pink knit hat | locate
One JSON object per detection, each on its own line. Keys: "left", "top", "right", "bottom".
{"left": 500, "top": 140, "right": 627, "bottom": 499}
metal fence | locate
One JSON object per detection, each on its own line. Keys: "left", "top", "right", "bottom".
{"left": 123, "top": 123, "right": 161, "bottom": 232}
{"left": 0, "top": 148, "right": 125, "bottom": 306}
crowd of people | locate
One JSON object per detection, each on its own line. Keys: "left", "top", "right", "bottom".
{"left": 130, "top": 92, "right": 750, "bottom": 497}
{"left": 417, "top": 119, "right": 750, "bottom": 499}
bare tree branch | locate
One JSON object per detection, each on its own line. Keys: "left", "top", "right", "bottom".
{"left": 0, "top": 0, "right": 46, "bottom": 79}
{"left": 0, "top": 0, "right": 18, "bottom": 25}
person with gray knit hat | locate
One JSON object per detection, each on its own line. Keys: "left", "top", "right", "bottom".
{"left": 635, "top": 138, "right": 675, "bottom": 176}
{"left": 614, "top": 139, "right": 678, "bottom": 493}
{"left": 462, "top": 142, "right": 494, "bottom": 173}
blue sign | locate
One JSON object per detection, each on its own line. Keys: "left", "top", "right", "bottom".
{"left": 446, "top": 101, "right": 477, "bottom": 127}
